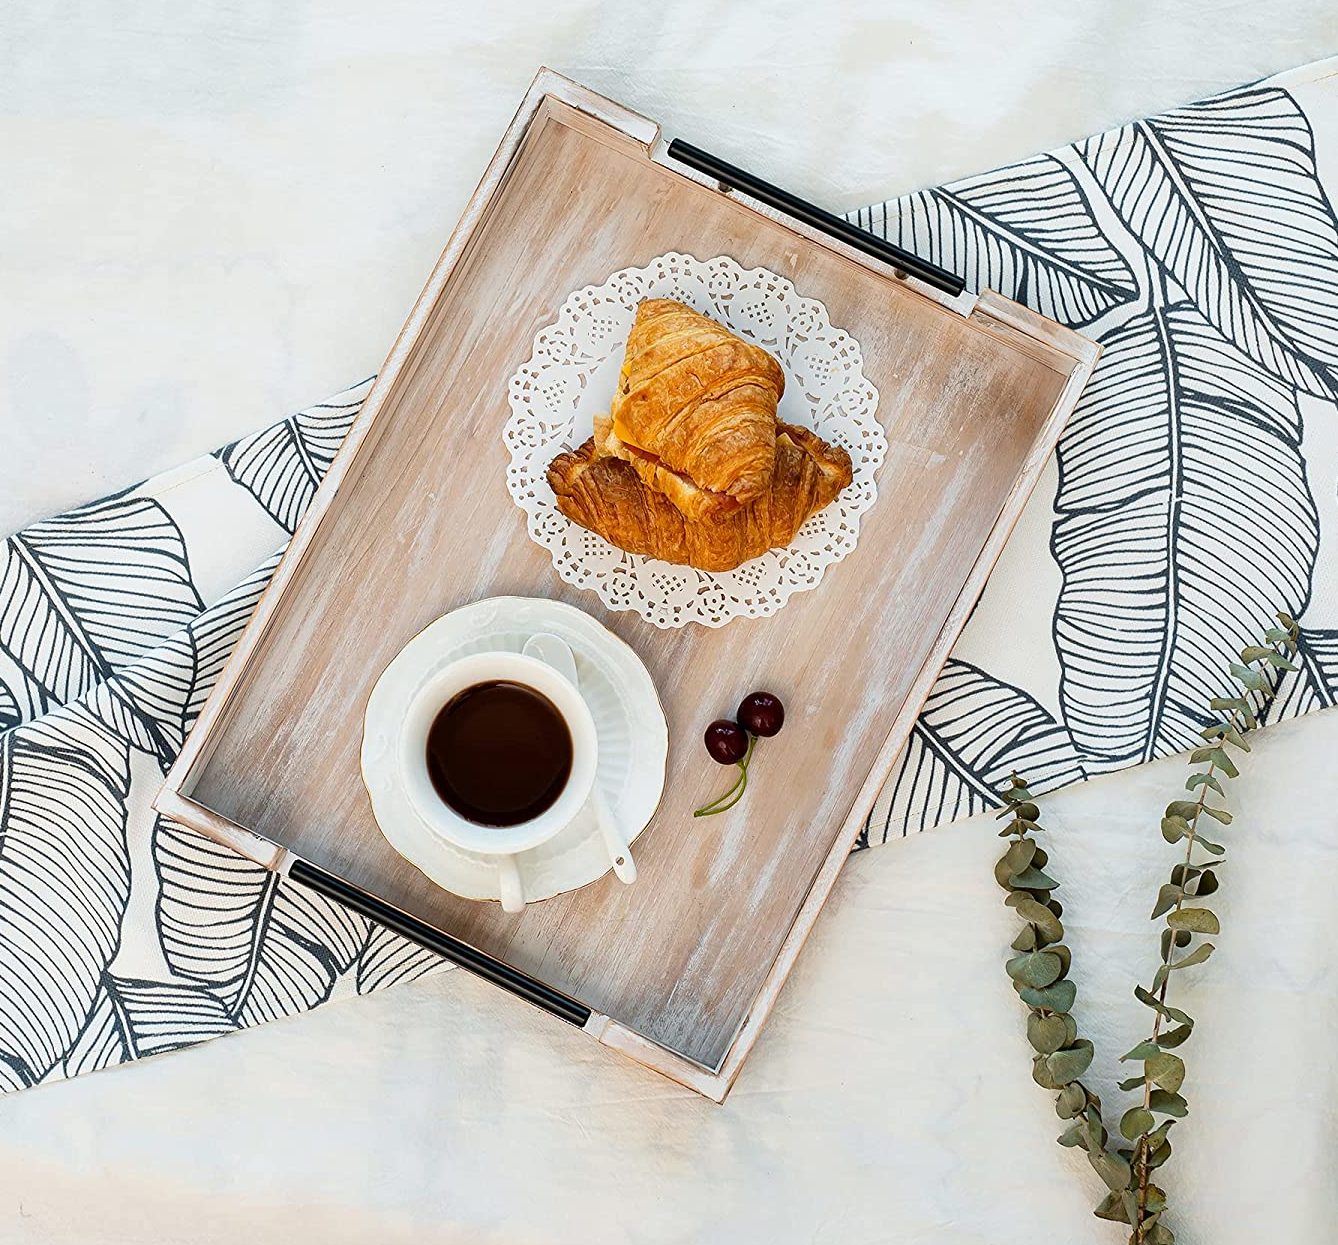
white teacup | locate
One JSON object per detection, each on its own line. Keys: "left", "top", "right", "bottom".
{"left": 399, "top": 651, "right": 598, "bottom": 911}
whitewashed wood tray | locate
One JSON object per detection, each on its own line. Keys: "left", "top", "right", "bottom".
{"left": 155, "top": 69, "right": 1099, "bottom": 1102}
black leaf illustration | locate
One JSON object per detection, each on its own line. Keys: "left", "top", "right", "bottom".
{"left": 861, "top": 659, "right": 1088, "bottom": 846}
{"left": 0, "top": 495, "right": 204, "bottom": 724}
{"left": 0, "top": 708, "right": 131, "bottom": 1086}
{"left": 100, "top": 553, "right": 280, "bottom": 767}
{"left": 853, "top": 153, "right": 1138, "bottom": 327}
{"left": 63, "top": 973, "right": 237, "bottom": 1076}
{"left": 1081, "top": 86, "right": 1338, "bottom": 395}
{"left": 1052, "top": 302, "right": 1319, "bottom": 768}
{"left": 153, "top": 817, "right": 369, "bottom": 1026}
{"left": 0, "top": 682, "right": 17, "bottom": 734}
{"left": 356, "top": 925, "right": 445, "bottom": 995}
{"left": 214, "top": 380, "right": 371, "bottom": 533}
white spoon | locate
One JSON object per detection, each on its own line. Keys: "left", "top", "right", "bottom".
{"left": 522, "top": 633, "right": 637, "bottom": 885}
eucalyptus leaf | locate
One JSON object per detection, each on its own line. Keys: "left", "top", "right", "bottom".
{"left": 1120, "top": 1106, "right": 1155, "bottom": 1141}
{"left": 1089, "top": 1150, "right": 1133, "bottom": 1194}
{"left": 1158, "top": 1022, "right": 1194, "bottom": 1049}
{"left": 1020, "top": 979, "right": 1076, "bottom": 1012}
{"left": 1006, "top": 951, "right": 1063, "bottom": 988}
{"left": 1011, "top": 802, "right": 1040, "bottom": 822}
{"left": 1145, "top": 1051, "right": 1186, "bottom": 1093}
{"left": 1131, "top": 990, "right": 1192, "bottom": 1026}
{"left": 1093, "top": 1191, "right": 1131, "bottom": 1223}
{"left": 1151, "top": 883, "right": 1183, "bottom": 919}
{"left": 1010, "top": 925, "right": 1038, "bottom": 952}
{"left": 1193, "top": 833, "right": 1226, "bottom": 855}
{"left": 1120, "top": 1040, "right": 1160, "bottom": 1062}
{"left": 1149, "top": 1219, "right": 1175, "bottom": 1244}
{"left": 1147, "top": 1119, "right": 1176, "bottom": 1149}
{"left": 994, "top": 855, "right": 1018, "bottom": 889}
{"left": 1229, "top": 661, "right": 1267, "bottom": 691}
{"left": 1174, "top": 929, "right": 1192, "bottom": 947}
{"left": 1161, "top": 816, "right": 1190, "bottom": 843}
{"left": 1056, "top": 1083, "right": 1087, "bottom": 1119}
{"left": 1265, "top": 652, "right": 1298, "bottom": 670}
{"left": 1165, "top": 800, "right": 1199, "bottom": 820}
{"left": 1013, "top": 898, "right": 1064, "bottom": 943}
{"left": 1008, "top": 866, "right": 1059, "bottom": 890}
{"left": 1005, "top": 839, "right": 1037, "bottom": 874}
{"left": 1028, "top": 1013, "right": 1070, "bottom": 1055}
{"left": 1118, "top": 1075, "right": 1144, "bottom": 1091}
{"left": 1049, "top": 944, "right": 1072, "bottom": 978}
{"left": 1186, "top": 772, "right": 1225, "bottom": 795}
{"left": 1057, "top": 1121, "right": 1085, "bottom": 1147}
{"left": 1167, "top": 907, "right": 1220, "bottom": 934}
{"left": 1194, "top": 870, "right": 1220, "bottom": 896}
{"left": 1239, "top": 645, "right": 1274, "bottom": 663}
{"left": 1042, "top": 1040, "right": 1094, "bottom": 1086}
{"left": 1031, "top": 1054, "right": 1061, "bottom": 1091}
{"left": 1153, "top": 964, "right": 1169, "bottom": 992}
{"left": 1144, "top": 1184, "right": 1168, "bottom": 1215}
{"left": 1148, "top": 1089, "right": 1188, "bottom": 1118}
{"left": 1171, "top": 943, "right": 1216, "bottom": 970}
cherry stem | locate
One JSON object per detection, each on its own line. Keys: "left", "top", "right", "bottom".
{"left": 695, "top": 734, "right": 757, "bottom": 817}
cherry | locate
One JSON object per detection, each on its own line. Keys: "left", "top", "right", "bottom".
{"left": 738, "top": 691, "right": 784, "bottom": 737}
{"left": 704, "top": 719, "right": 749, "bottom": 765}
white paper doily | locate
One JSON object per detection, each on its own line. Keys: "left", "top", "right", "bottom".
{"left": 504, "top": 252, "right": 884, "bottom": 628}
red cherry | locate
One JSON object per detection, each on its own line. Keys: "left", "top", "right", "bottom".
{"left": 737, "top": 691, "right": 784, "bottom": 737}
{"left": 704, "top": 719, "right": 749, "bottom": 765}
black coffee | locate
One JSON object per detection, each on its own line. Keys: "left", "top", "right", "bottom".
{"left": 425, "top": 680, "right": 573, "bottom": 827}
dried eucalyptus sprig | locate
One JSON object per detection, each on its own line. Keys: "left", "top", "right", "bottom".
{"left": 1117, "top": 612, "right": 1299, "bottom": 1238}
{"left": 999, "top": 612, "right": 1300, "bottom": 1244}
{"left": 995, "top": 780, "right": 1138, "bottom": 1218}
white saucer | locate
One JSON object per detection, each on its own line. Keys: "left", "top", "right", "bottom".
{"left": 360, "top": 597, "right": 668, "bottom": 907}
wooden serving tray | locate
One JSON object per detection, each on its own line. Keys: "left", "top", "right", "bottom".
{"left": 155, "top": 69, "right": 1099, "bottom": 1101}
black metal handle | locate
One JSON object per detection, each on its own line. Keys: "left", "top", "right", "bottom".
{"left": 288, "top": 859, "right": 593, "bottom": 1027}
{"left": 665, "top": 138, "right": 965, "bottom": 298}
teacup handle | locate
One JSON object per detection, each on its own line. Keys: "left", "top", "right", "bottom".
{"left": 497, "top": 854, "right": 525, "bottom": 914}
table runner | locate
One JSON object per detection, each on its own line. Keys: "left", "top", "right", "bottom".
{"left": 3, "top": 57, "right": 1337, "bottom": 1092}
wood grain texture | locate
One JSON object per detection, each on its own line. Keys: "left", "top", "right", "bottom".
{"left": 171, "top": 78, "right": 1088, "bottom": 1074}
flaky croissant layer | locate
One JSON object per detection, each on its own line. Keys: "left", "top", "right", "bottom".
{"left": 608, "top": 298, "right": 785, "bottom": 520}
{"left": 548, "top": 422, "right": 853, "bottom": 572}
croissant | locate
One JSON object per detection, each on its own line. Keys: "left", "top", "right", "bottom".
{"left": 607, "top": 298, "right": 785, "bottom": 521}
{"left": 548, "top": 421, "right": 852, "bottom": 572}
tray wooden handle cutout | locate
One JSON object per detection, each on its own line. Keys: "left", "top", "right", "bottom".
{"left": 155, "top": 68, "right": 1099, "bottom": 1103}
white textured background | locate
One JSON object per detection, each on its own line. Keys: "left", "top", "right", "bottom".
{"left": 3, "top": 3, "right": 1338, "bottom": 1243}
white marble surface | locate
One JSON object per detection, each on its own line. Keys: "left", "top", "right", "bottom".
{"left": 3, "top": 3, "right": 1338, "bottom": 1242}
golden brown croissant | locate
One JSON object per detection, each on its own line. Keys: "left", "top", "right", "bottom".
{"left": 548, "top": 421, "right": 852, "bottom": 572}
{"left": 607, "top": 298, "right": 785, "bottom": 521}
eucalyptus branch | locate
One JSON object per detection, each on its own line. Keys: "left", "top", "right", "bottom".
{"left": 1120, "top": 612, "right": 1299, "bottom": 1240}
{"left": 999, "top": 612, "right": 1301, "bottom": 1245}
{"left": 994, "top": 780, "right": 1138, "bottom": 1215}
